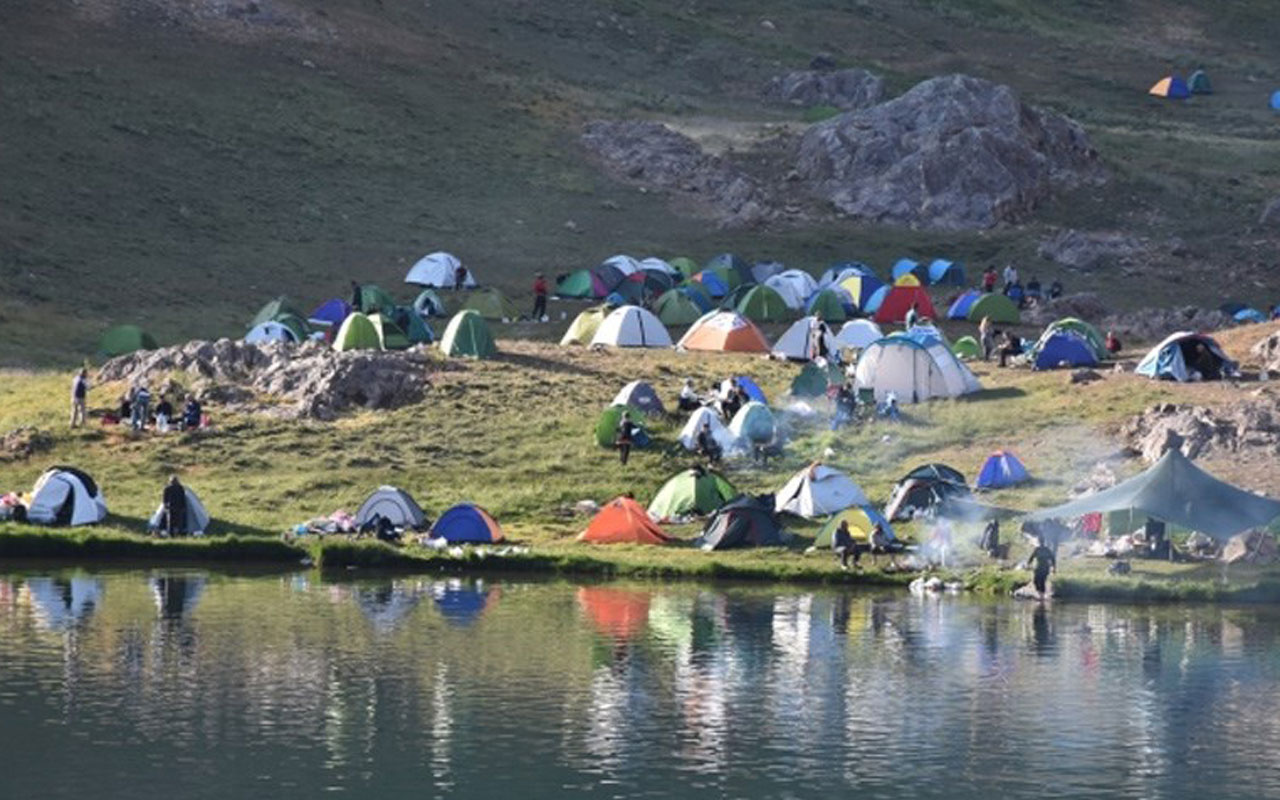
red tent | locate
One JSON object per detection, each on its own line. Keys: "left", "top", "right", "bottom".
{"left": 873, "top": 285, "right": 936, "bottom": 323}
{"left": 578, "top": 497, "right": 673, "bottom": 545}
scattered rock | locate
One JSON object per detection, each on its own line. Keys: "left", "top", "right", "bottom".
{"left": 793, "top": 74, "right": 1105, "bottom": 230}
{"left": 1260, "top": 196, "right": 1280, "bottom": 227}
{"left": 1068, "top": 369, "right": 1103, "bottom": 385}
{"left": 1022, "top": 292, "right": 1110, "bottom": 325}
{"left": 1121, "top": 401, "right": 1280, "bottom": 464}
{"left": 0, "top": 427, "right": 53, "bottom": 461}
{"left": 1223, "top": 529, "right": 1278, "bottom": 564}
{"left": 1252, "top": 330, "right": 1280, "bottom": 372}
{"left": 97, "top": 339, "right": 436, "bottom": 420}
{"left": 808, "top": 53, "right": 837, "bottom": 71}
{"left": 1037, "top": 229, "right": 1146, "bottom": 271}
{"left": 1071, "top": 461, "right": 1118, "bottom": 497}
{"left": 762, "top": 68, "right": 884, "bottom": 110}
{"left": 1101, "top": 306, "right": 1231, "bottom": 344}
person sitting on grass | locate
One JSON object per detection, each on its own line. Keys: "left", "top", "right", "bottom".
{"left": 878, "top": 391, "right": 901, "bottom": 422}
{"left": 868, "top": 520, "right": 904, "bottom": 567}
{"left": 677, "top": 378, "right": 701, "bottom": 412}
{"left": 155, "top": 395, "right": 174, "bottom": 432}
{"left": 719, "top": 380, "right": 742, "bottom": 422}
{"left": 694, "top": 419, "right": 722, "bottom": 465}
{"left": 997, "top": 330, "right": 1023, "bottom": 367}
{"left": 181, "top": 395, "right": 202, "bottom": 431}
{"left": 831, "top": 519, "right": 863, "bottom": 571}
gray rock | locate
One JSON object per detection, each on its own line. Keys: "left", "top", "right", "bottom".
{"left": 1101, "top": 306, "right": 1231, "bottom": 344}
{"left": 762, "top": 68, "right": 884, "bottom": 110}
{"left": 1252, "top": 330, "right": 1280, "bottom": 372}
{"left": 1021, "top": 292, "right": 1110, "bottom": 325}
{"left": 1037, "top": 229, "right": 1146, "bottom": 271}
{"left": 1260, "top": 196, "right": 1280, "bottom": 226}
{"left": 0, "top": 427, "right": 53, "bottom": 461}
{"left": 1122, "top": 401, "right": 1280, "bottom": 464}
{"left": 793, "top": 74, "right": 1104, "bottom": 230}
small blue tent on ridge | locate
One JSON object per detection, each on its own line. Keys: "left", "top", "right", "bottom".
{"left": 976, "top": 451, "right": 1031, "bottom": 489}
{"left": 927, "top": 259, "right": 965, "bottom": 286}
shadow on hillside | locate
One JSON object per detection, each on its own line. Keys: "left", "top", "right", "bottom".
{"left": 494, "top": 351, "right": 604, "bottom": 378}
{"left": 970, "top": 387, "right": 1027, "bottom": 401}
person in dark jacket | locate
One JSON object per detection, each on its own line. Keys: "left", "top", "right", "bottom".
{"left": 615, "top": 411, "right": 639, "bottom": 466}
{"left": 695, "top": 419, "right": 722, "bottom": 464}
{"left": 181, "top": 395, "right": 202, "bottom": 431}
{"left": 70, "top": 368, "right": 88, "bottom": 428}
{"left": 980, "top": 519, "right": 1000, "bottom": 558}
{"left": 350, "top": 280, "right": 363, "bottom": 310}
{"left": 1026, "top": 537, "right": 1056, "bottom": 599}
{"left": 531, "top": 272, "right": 549, "bottom": 321}
{"left": 454, "top": 264, "right": 468, "bottom": 291}
{"left": 162, "top": 476, "right": 188, "bottom": 537}
{"left": 832, "top": 520, "right": 861, "bottom": 570}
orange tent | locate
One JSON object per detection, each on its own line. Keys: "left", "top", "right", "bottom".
{"left": 579, "top": 496, "right": 673, "bottom": 545}
{"left": 873, "top": 284, "right": 937, "bottom": 323}
{"left": 577, "top": 586, "right": 652, "bottom": 638}
{"left": 676, "top": 311, "right": 770, "bottom": 352}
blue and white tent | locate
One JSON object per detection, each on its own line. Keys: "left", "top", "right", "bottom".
{"left": 1032, "top": 331, "right": 1098, "bottom": 370}
{"left": 1135, "top": 331, "right": 1236, "bottom": 382}
{"left": 976, "top": 451, "right": 1030, "bottom": 489}
{"left": 947, "top": 290, "right": 982, "bottom": 320}
{"left": 927, "top": 259, "right": 965, "bottom": 286}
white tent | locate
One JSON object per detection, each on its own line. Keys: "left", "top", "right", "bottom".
{"left": 728, "top": 401, "right": 777, "bottom": 445}
{"left": 601, "top": 254, "right": 643, "bottom": 276}
{"left": 148, "top": 486, "right": 212, "bottom": 535}
{"left": 590, "top": 306, "right": 672, "bottom": 348}
{"left": 854, "top": 337, "right": 981, "bottom": 403}
{"left": 611, "top": 380, "right": 666, "bottom": 416}
{"left": 24, "top": 576, "right": 103, "bottom": 631}
{"left": 27, "top": 467, "right": 107, "bottom": 526}
{"left": 638, "top": 257, "right": 678, "bottom": 276}
{"left": 764, "top": 270, "right": 817, "bottom": 310}
{"left": 677, "top": 406, "right": 737, "bottom": 453}
{"left": 772, "top": 316, "right": 838, "bottom": 362}
{"left": 819, "top": 266, "right": 864, "bottom": 289}
{"left": 405, "top": 252, "right": 477, "bottom": 288}
{"left": 774, "top": 463, "right": 869, "bottom": 517}
{"left": 244, "top": 321, "right": 298, "bottom": 344}
{"left": 835, "top": 319, "right": 883, "bottom": 350}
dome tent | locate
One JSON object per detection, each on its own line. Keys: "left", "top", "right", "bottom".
{"left": 440, "top": 310, "right": 496, "bottom": 358}
{"left": 556, "top": 269, "right": 609, "bottom": 299}
{"left": 310, "top": 298, "right": 353, "bottom": 328}
{"left": 764, "top": 270, "right": 818, "bottom": 310}
{"left": 579, "top": 497, "right": 673, "bottom": 545}
{"left": 772, "top": 316, "right": 838, "bottom": 362}
{"left": 695, "top": 495, "right": 787, "bottom": 550}
{"left": 98, "top": 325, "right": 158, "bottom": 358}
{"left": 248, "top": 296, "right": 305, "bottom": 330}
{"left": 1149, "top": 75, "right": 1190, "bottom": 99}
{"left": 595, "top": 405, "right": 650, "bottom": 449}
{"left": 648, "top": 467, "right": 737, "bottom": 521}
{"left": 854, "top": 336, "right": 981, "bottom": 403}
{"left": 590, "top": 306, "right": 672, "bottom": 348}
{"left": 806, "top": 288, "right": 852, "bottom": 322}
{"left": 966, "top": 293, "right": 1020, "bottom": 324}
{"left": 834, "top": 319, "right": 883, "bottom": 350}
{"left": 952, "top": 336, "right": 981, "bottom": 360}
{"left": 691, "top": 269, "right": 731, "bottom": 298}
{"left": 611, "top": 381, "right": 666, "bottom": 417}
{"left": 735, "top": 285, "right": 793, "bottom": 323}
{"left": 838, "top": 273, "right": 885, "bottom": 310}
{"left": 653, "top": 288, "right": 706, "bottom": 326}
{"left": 405, "top": 252, "right": 476, "bottom": 288}
{"left": 774, "top": 463, "right": 869, "bottom": 518}
{"left": 1032, "top": 330, "right": 1097, "bottom": 370}
{"left": 413, "top": 289, "right": 447, "bottom": 318}
{"left": 27, "top": 466, "right": 108, "bottom": 527}
{"left": 720, "top": 376, "right": 768, "bottom": 405}
{"left": 873, "top": 278, "right": 937, "bottom": 324}
{"left": 789, "top": 362, "right": 840, "bottom": 398}
{"left": 333, "top": 312, "right": 383, "bottom": 352}
{"left": 355, "top": 486, "right": 428, "bottom": 530}
{"left": 560, "top": 306, "right": 610, "bottom": 346}
{"left": 813, "top": 506, "right": 894, "bottom": 548}
{"left": 821, "top": 261, "right": 876, "bottom": 288}
{"left": 1135, "top": 331, "right": 1235, "bottom": 382}
{"left": 728, "top": 401, "right": 777, "bottom": 446}
{"left": 947, "top": 290, "right": 982, "bottom": 320}
{"left": 885, "top": 464, "right": 971, "bottom": 521}
{"left": 245, "top": 320, "right": 298, "bottom": 344}
{"left": 148, "top": 486, "right": 211, "bottom": 535}
{"left": 1188, "top": 69, "right": 1212, "bottom": 95}
{"left": 927, "top": 259, "right": 965, "bottom": 286}
{"left": 677, "top": 407, "right": 736, "bottom": 453}
{"left": 891, "top": 258, "right": 925, "bottom": 282}
{"left": 430, "top": 504, "right": 504, "bottom": 543}
{"left": 462, "top": 288, "right": 520, "bottom": 321}
{"left": 976, "top": 451, "right": 1031, "bottom": 490}
{"left": 355, "top": 285, "right": 397, "bottom": 317}
{"left": 676, "top": 311, "right": 770, "bottom": 353}
{"left": 1037, "top": 318, "right": 1107, "bottom": 360}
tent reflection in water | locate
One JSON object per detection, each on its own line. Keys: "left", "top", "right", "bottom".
{"left": 1026, "top": 447, "right": 1280, "bottom": 539}
{"left": 151, "top": 574, "right": 207, "bottom": 619}
{"left": 577, "top": 586, "right": 652, "bottom": 639}
{"left": 356, "top": 581, "right": 425, "bottom": 631}
{"left": 432, "top": 579, "right": 500, "bottom": 627}
{"left": 24, "top": 576, "right": 104, "bottom": 631}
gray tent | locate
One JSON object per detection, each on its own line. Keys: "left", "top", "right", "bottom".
{"left": 355, "top": 486, "right": 427, "bottom": 530}
{"left": 1026, "top": 449, "right": 1280, "bottom": 539}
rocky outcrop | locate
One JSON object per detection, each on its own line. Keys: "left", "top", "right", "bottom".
{"left": 98, "top": 339, "right": 436, "bottom": 420}
{"left": 1253, "top": 330, "right": 1280, "bottom": 372}
{"left": 0, "top": 427, "right": 53, "bottom": 462}
{"left": 762, "top": 68, "right": 884, "bottom": 110}
{"left": 1121, "top": 401, "right": 1280, "bottom": 464}
{"left": 581, "top": 121, "right": 771, "bottom": 226}
{"left": 1022, "top": 292, "right": 1110, "bottom": 325}
{"left": 1100, "top": 306, "right": 1230, "bottom": 344}
{"left": 1261, "top": 196, "right": 1280, "bottom": 227}
{"left": 794, "top": 74, "right": 1104, "bottom": 230}
{"left": 1037, "top": 229, "right": 1146, "bottom": 271}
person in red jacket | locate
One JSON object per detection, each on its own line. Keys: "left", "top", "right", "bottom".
{"left": 532, "top": 272, "right": 549, "bottom": 321}
{"left": 981, "top": 267, "right": 998, "bottom": 293}
{"left": 1105, "top": 330, "right": 1122, "bottom": 354}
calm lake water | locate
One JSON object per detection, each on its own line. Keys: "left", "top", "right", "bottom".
{"left": 1, "top": 570, "right": 1278, "bottom": 799}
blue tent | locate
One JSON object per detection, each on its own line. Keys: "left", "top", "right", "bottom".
{"left": 692, "top": 270, "right": 730, "bottom": 298}
{"left": 429, "top": 504, "right": 503, "bottom": 543}
{"left": 976, "top": 451, "right": 1030, "bottom": 489}
{"left": 728, "top": 375, "right": 767, "bottom": 405}
{"left": 676, "top": 285, "right": 713, "bottom": 312}
{"left": 1270, "top": 90, "right": 1280, "bottom": 111}
{"left": 705, "top": 252, "right": 752, "bottom": 280}
{"left": 862, "top": 284, "right": 889, "bottom": 314}
{"left": 432, "top": 581, "right": 494, "bottom": 627}
{"left": 1234, "top": 308, "right": 1266, "bottom": 324}
{"left": 1033, "top": 331, "right": 1098, "bottom": 370}
{"left": 947, "top": 290, "right": 981, "bottom": 320}
{"left": 1135, "top": 332, "right": 1236, "bottom": 382}
{"left": 821, "top": 261, "right": 877, "bottom": 285}
{"left": 1219, "top": 301, "right": 1246, "bottom": 315}
{"left": 309, "top": 299, "right": 352, "bottom": 328}
{"left": 891, "top": 258, "right": 924, "bottom": 282}
{"left": 927, "top": 259, "right": 965, "bottom": 286}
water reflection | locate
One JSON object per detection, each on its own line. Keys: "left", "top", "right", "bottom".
{"left": 0, "top": 572, "right": 1278, "bottom": 799}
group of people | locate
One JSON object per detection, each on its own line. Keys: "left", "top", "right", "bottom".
{"left": 72, "top": 372, "right": 203, "bottom": 433}
{"left": 831, "top": 517, "right": 906, "bottom": 571}
{"left": 980, "top": 265, "right": 1063, "bottom": 309}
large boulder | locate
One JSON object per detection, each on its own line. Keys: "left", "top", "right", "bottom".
{"left": 793, "top": 74, "right": 1104, "bottom": 230}
{"left": 1037, "top": 229, "right": 1146, "bottom": 271}
{"left": 1100, "top": 306, "right": 1231, "bottom": 344}
{"left": 1122, "top": 401, "right": 1280, "bottom": 464}
{"left": 1021, "top": 292, "right": 1110, "bottom": 325}
{"left": 762, "top": 68, "right": 884, "bottom": 110}
{"left": 1253, "top": 330, "right": 1280, "bottom": 372}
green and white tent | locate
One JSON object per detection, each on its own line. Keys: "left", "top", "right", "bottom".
{"left": 648, "top": 468, "right": 737, "bottom": 521}
{"left": 463, "top": 288, "right": 521, "bottom": 321}
{"left": 333, "top": 312, "right": 383, "bottom": 352}
{"left": 440, "top": 310, "right": 496, "bottom": 358}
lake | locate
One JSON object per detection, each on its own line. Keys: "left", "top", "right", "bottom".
{"left": 1, "top": 569, "right": 1278, "bottom": 799}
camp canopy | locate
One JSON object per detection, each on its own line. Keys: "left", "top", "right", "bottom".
{"left": 927, "top": 259, "right": 965, "bottom": 286}
{"left": 429, "top": 503, "right": 504, "bottom": 543}
{"left": 1150, "top": 75, "right": 1191, "bottom": 99}
{"left": 677, "top": 406, "right": 737, "bottom": 453}
{"left": 653, "top": 288, "right": 706, "bottom": 326}
{"left": 98, "top": 325, "right": 158, "bottom": 357}
{"left": 333, "top": 312, "right": 383, "bottom": 352}
{"left": 1135, "top": 331, "right": 1236, "bottom": 382}
{"left": 590, "top": 306, "right": 672, "bottom": 348}
{"left": 148, "top": 486, "right": 211, "bottom": 535}
{"left": 27, "top": 467, "right": 108, "bottom": 526}
{"left": 355, "top": 486, "right": 428, "bottom": 529}
{"left": 976, "top": 451, "right": 1030, "bottom": 489}
{"left": 676, "top": 311, "right": 770, "bottom": 353}
{"left": 966, "top": 292, "right": 1020, "bottom": 324}
{"left": 854, "top": 336, "right": 981, "bottom": 402}
{"left": 1027, "top": 448, "right": 1280, "bottom": 539}
{"left": 579, "top": 497, "right": 673, "bottom": 545}
{"left": 695, "top": 495, "right": 787, "bottom": 550}
{"left": 463, "top": 288, "right": 520, "bottom": 321}
{"left": 560, "top": 306, "right": 609, "bottom": 346}
{"left": 772, "top": 316, "right": 837, "bottom": 362}
{"left": 440, "top": 310, "right": 497, "bottom": 358}
{"left": 774, "top": 463, "right": 868, "bottom": 518}
{"left": 728, "top": 401, "right": 777, "bottom": 445}
{"left": 873, "top": 282, "right": 936, "bottom": 323}
{"left": 611, "top": 380, "right": 666, "bottom": 416}
{"left": 405, "top": 252, "right": 476, "bottom": 288}
{"left": 834, "top": 319, "right": 883, "bottom": 350}
{"left": 735, "top": 285, "right": 792, "bottom": 323}
{"left": 813, "top": 506, "right": 894, "bottom": 548}
{"left": 648, "top": 468, "right": 737, "bottom": 521}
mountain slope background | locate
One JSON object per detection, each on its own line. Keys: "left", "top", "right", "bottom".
{"left": 2, "top": 0, "right": 1278, "bottom": 364}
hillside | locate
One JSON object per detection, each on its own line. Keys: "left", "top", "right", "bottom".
{"left": 2, "top": 0, "right": 1279, "bottom": 364}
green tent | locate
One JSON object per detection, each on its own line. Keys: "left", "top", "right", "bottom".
{"left": 98, "top": 324, "right": 158, "bottom": 357}
{"left": 806, "top": 289, "right": 849, "bottom": 323}
{"left": 370, "top": 314, "right": 411, "bottom": 350}
{"left": 648, "top": 468, "right": 738, "bottom": 520}
{"left": 668, "top": 257, "right": 698, "bottom": 279}
{"left": 272, "top": 312, "right": 310, "bottom": 342}
{"left": 463, "top": 288, "right": 520, "bottom": 321}
{"left": 440, "top": 310, "right": 496, "bottom": 358}
{"left": 735, "top": 285, "right": 791, "bottom": 323}
{"left": 813, "top": 506, "right": 891, "bottom": 548}
{"left": 708, "top": 264, "right": 743, "bottom": 291}
{"left": 333, "top": 312, "right": 383, "bottom": 352}
{"left": 594, "top": 404, "right": 646, "bottom": 448}
{"left": 1188, "top": 69, "right": 1212, "bottom": 95}
{"left": 653, "top": 288, "right": 705, "bottom": 326}
{"left": 952, "top": 335, "right": 981, "bottom": 360}
{"left": 560, "top": 306, "right": 609, "bottom": 345}
{"left": 396, "top": 308, "right": 434, "bottom": 344}
{"left": 249, "top": 296, "right": 305, "bottom": 330}
{"left": 357, "top": 285, "right": 398, "bottom": 316}
{"left": 1041, "top": 317, "right": 1107, "bottom": 360}
{"left": 966, "top": 293, "right": 1021, "bottom": 324}
{"left": 555, "top": 269, "right": 598, "bottom": 299}
{"left": 677, "top": 280, "right": 714, "bottom": 307}
{"left": 789, "top": 362, "right": 834, "bottom": 397}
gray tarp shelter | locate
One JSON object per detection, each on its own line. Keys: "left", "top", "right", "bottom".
{"left": 1026, "top": 448, "right": 1280, "bottom": 540}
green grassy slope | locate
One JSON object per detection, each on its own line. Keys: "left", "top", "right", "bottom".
{"left": 2, "top": 0, "right": 1279, "bottom": 365}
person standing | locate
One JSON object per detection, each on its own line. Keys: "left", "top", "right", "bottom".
{"left": 982, "top": 267, "right": 998, "bottom": 293}
{"left": 615, "top": 411, "right": 638, "bottom": 466}
{"left": 980, "top": 518, "right": 1001, "bottom": 558}
{"left": 979, "top": 316, "right": 995, "bottom": 361}
{"left": 70, "top": 368, "right": 88, "bottom": 428}
{"left": 531, "top": 272, "right": 549, "bottom": 321}
{"left": 130, "top": 384, "right": 152, "bottom": 431}
{"left": 162, "top": 476, "right": 188, "bottom": 537}
{"left": 454, "top": 263, "right": 468, "bottom": 291}
{"left": 350, "top": 280, "right": 363, "bottom": 310}
{"left": 904, "top": 302, "right": 919, "bottom": 331}
{"left": 1002, "top": 263, "right": 1018, "bottom": 289}
{"left": 1105, "top": 330, "right": 1122, "bottom": 355}
{"left": 1026, "top": 537, "right": 1057, "bottom": 599}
